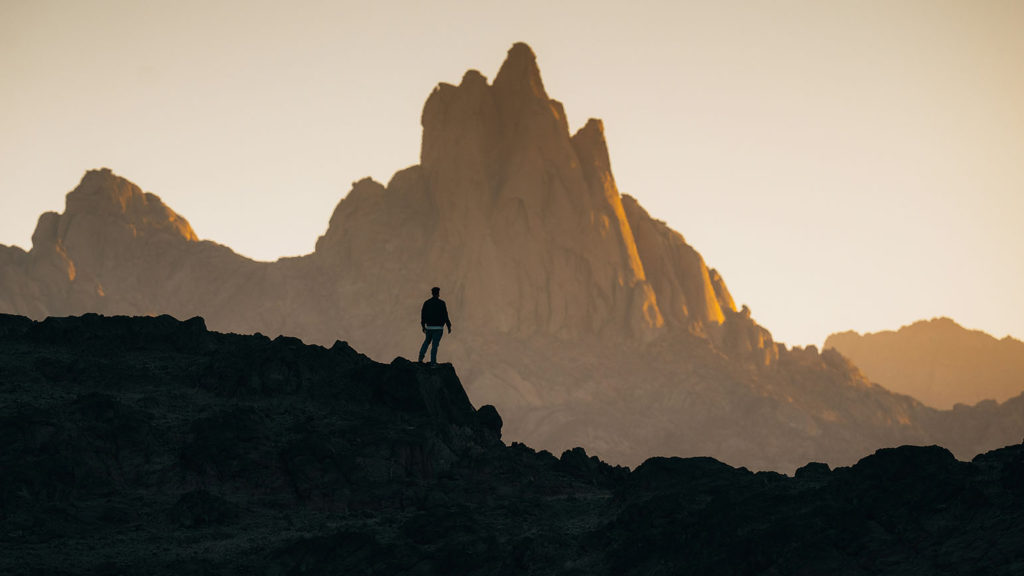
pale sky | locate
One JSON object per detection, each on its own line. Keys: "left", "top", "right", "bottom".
{"left": 2, "top": 0, "right": 1022, "bottom": 348}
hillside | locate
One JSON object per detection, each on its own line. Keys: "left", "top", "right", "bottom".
{"left": 2, "top": 314, "right": 1022, "bottom": 575}
{"left": 826, "top": 318, "right": 1024, "bottom": 409}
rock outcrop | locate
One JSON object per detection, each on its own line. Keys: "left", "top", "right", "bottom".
{"left": 1, "top": 44, "right": 1021, "bottom": 472}
{"left": 826, "top": 317, "right": 1024, "bottom": 409}
{"left": 413, "top": 43, "right": 663, "bottom": 339}
{"left": 1, "top": 314, "right": 1021, "bottom": 575}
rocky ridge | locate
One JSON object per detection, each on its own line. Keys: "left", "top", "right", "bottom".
{"left": 1, "top": 313, "right": 1022, "bottom": 575}
{"left": 826, "top": 318, "right": 1024, "bottom": 409}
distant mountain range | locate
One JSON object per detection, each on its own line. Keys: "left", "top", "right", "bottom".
{"left": 826, "top": 317, "right": 1024, "bottom": 409}
{"left": 1, "top": 43, "right": 1021, "bottom": 472}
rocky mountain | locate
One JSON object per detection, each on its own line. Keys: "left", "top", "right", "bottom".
{"left": 2, "top": 313, "right": 1022, "bottom": 575}
{"left": 1, "top": 43, "right": 1022, "bottom": 472}
{"left": 826, "top": 317, "right": 1024, "bottom": 409}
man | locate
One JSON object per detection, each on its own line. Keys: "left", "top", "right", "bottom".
{"left": 418, "top": 286, "right": 451, "bottom": 364}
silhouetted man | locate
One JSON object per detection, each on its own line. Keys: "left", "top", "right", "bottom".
{"left": 418, "top": 286, "right": 451, "bottom": 364}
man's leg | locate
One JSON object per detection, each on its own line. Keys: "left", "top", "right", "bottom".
{"left": 418, "top": 331, "right": 432, "bottom": 362}
{"left": 430, "top": 329, "right": 443, "bottom": 363}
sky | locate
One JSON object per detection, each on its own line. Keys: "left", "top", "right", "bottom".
{"left": 2, "top": 0, "right": 1022, "bottom": 348}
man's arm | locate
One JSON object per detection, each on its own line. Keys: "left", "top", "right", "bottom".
{"left": 421, "top": 301, "right": 428, "bottom": 331}
{"left": 442, "top": 301, "right": 451, "bottom": 333}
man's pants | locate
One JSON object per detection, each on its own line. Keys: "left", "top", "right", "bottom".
{"left": 419, "top": 328, "right": 444, "bottom": 363}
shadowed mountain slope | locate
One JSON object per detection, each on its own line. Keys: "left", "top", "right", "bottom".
{"left": 1, "top": 314, "right": 1022, "bottom": 575}
{"left": 1, "top": 44, "right": 1022, "bottom": 471}
{"left": 826, "top": 318, "right": 1024, "bottom": 409}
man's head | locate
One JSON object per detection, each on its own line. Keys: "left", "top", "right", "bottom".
{"left": 431, "top": 286, "right": 440, "bottom": 297}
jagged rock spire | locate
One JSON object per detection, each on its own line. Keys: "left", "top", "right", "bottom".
{"left": 493, "top": 42, "right": 548, "bottom": 101}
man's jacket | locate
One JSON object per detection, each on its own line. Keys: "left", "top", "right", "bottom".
{"left": 421, "top": 297, "right": 451, "bottom": 329}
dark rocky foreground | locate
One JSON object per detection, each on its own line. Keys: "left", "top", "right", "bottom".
{"left": 1, "top": 314, "right": 1022, "bottom": 575}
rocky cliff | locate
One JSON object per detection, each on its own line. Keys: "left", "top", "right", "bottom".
{"left": 826, "top": 318, "right": 1024, "bottom": 409}
{"left": 1, "top": 44, "right": 1022, "bottom": 472}
{"left": 1, "top": 314, "right": 1022, "bottom": 575}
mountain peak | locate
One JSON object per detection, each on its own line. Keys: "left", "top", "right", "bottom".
{"left": 21, "top": 169, "right": 199, "bottom": 294}
{"left": 579, "top": 117, "right": 605, "bottom": 135}
{"left": 460, "top": 69, "right": 488, "bottom": 87}
{"left": 919, "top": 316, "right": 960, "bottom": 330}
{"left": 61, "top": 168, "right": 198, "bottom": 243}
{"left": 572, "top": 119, "right": 612, "bottom": 176}
{"left": 825, "top": 317, "right": 1024, "bottom": 408}
{"left": 493, "top": 42, "right": 547, "bottom": 102}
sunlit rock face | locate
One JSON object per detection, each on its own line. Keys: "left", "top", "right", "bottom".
{"left": 826, "top": 317, "right": 1024, "bottom": 409}
{"left": 49, "top": 169, "right": 197, "bottom": 287}
{"left": 314, "top": 43, "right": 668, "bottom": 346}
{"left": 2, "top": 44, "right": 1022, "bottom": 472}
{"left": 0, "top": 168, "right": 198, "bottom": 319}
